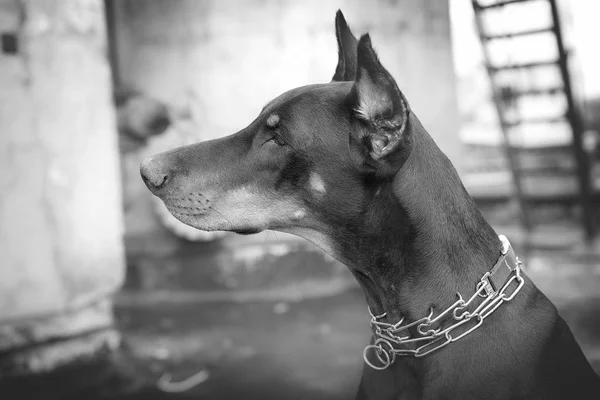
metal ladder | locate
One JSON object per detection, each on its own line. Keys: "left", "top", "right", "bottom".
{"left": 471, "top": 0, "right": 595, "bottom": 240}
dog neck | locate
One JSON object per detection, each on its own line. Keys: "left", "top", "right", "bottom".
{"left": 326, "top": 113, "right": 501, "bottom": 324}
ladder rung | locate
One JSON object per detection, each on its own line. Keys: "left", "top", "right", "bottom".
{"left": 505, "top": 115, "right": 566, "bottom": 127}
{"left": 476, "top": 0, "right": 532, "bottom": 10}
{"left": 513, "top": 86, "right": 564, "bottom": 96}
{"left": 490, "top": 59, "right": 558, "bottom": 71}
{"left": 512, "top": 144, "right": 572, "bottom": 153}
{"left": 516, "top": 168, "right": 575, "bottom": 175}
{"left": 484, "top": 27, "right": 554, "bottom": 40}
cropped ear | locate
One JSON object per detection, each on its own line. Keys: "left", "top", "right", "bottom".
{"left": 352, "top": 34, "right": 410, "bottom": 161}
{"left": 332, "top": 10, "right": 358, "bottom": 82}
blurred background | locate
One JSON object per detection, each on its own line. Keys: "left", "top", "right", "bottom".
{"left": 0, "top": 0, "right": 599, "bottom": 399}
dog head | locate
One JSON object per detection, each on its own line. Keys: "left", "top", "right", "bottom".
{"left": 141, "top": 11, "right": 414, "bottom": 253}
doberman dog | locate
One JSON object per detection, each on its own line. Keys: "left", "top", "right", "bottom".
{"left": 141, "top": 11, "right": 600, "bottom": 400}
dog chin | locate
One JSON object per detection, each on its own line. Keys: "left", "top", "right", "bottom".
{"left": 167, "top": 208, "right": 265, "bottom": 234}
{"left": 167, "top": 209, "right": 218, "bottom": 232}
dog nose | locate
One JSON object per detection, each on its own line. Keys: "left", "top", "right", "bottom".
{"left": 140, "top": 156, "right": 169, "bottom": 193}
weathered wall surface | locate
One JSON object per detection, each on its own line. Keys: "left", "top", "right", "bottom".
{"left": 111, "top": 0, "right": 461, "bottom": 168}
{"left": 0, "top": 0, "right": 124, "bottom": 368}
{"left": 110, "top": 0, "right": 461, "bottom": 292}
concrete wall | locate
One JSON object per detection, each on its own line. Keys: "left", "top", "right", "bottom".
{"left": 110, "top": 0, "right": 462, "bottom": 168}
{"left": 110, "top": 0, "right": 461, "bottom": 293}
{"left": 0, "top": 0, "right": 124, "bottom": 372}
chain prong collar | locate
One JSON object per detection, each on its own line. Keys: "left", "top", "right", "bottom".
{"left": 363, "top": 235, "right": 525, "bottom": 370}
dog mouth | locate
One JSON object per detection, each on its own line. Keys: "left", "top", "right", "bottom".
{"left": 162, "top": 199, "right": 266, "bottom": 234}
{"left": 231, "top": 228, "right": 264, "bottom": 235}
{"left": 158, "top": 195, "right": 213, "bottom": 228}
{"left": 166, "top": 203, "right": 210, "bottom": 217}
{"left": 165, "top": 203, "right": 212, "bottom": 229}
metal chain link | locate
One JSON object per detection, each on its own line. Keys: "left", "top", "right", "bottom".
{"left": 363, "top": 257, "right": 524, "bottom": 370}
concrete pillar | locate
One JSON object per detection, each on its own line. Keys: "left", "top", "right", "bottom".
{"left": 0, "top": 0, "right": 124, "bottom": 375}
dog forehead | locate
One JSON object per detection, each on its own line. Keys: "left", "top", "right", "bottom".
{"left": 262, "top": 82, "right": 351, "bottom": 116}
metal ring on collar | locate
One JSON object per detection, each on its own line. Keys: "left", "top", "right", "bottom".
{"left": 374, "top": 338, "right": 396, "bottom": 365}
{"left": 363, "top": 343, "right": 391, "bottom": 370}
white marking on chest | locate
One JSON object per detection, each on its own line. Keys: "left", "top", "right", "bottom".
{"left": 308, "top": 172, "right": 326, "bottom": 195}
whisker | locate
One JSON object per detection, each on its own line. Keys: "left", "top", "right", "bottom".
{"left": 208, "top": 205, "right": 235, "bottom": 228}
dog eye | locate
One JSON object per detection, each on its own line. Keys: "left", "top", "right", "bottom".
{"left": 268, "top": 135, "right": 286, "bottom": 146}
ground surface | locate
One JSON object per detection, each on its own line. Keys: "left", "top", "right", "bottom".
{"left": 2, "top": 245, "right": 600, "bottom": 400}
